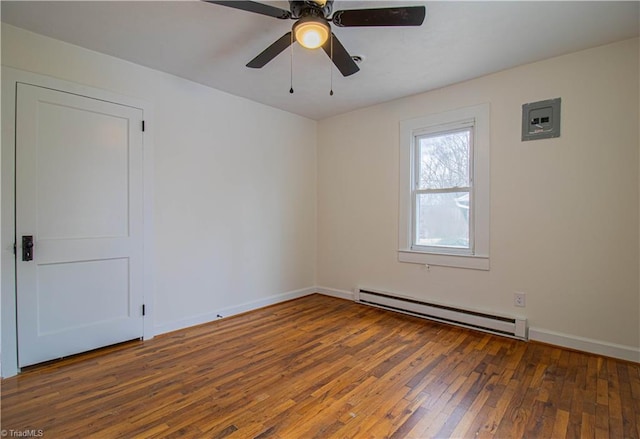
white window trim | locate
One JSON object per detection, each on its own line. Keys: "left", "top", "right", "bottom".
{"left": 399, "top": 103, "right": 490, "bottom": 270}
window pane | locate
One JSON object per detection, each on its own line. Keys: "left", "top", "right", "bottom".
{"left": 415, "top": 192, "right": 469, "bottom": 248}
{"left": 418, "top": 129, "right": 470, "bottom": 190}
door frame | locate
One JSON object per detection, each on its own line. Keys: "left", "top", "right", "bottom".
{"left": 2, "top": 67, "right": 155, "bottom": 377}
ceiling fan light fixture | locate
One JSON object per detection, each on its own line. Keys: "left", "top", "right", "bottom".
{"left": 293, "top": 17, "right": 330, "bottom": 49}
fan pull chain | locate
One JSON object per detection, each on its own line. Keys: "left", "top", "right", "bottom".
{"left": 329, "top": 33, "right": 334, "bottom": 96}
{"left": 289, "top": 32, "right": 294, "bottom": 94}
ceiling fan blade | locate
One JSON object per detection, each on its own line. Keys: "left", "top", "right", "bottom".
{"left": 247, "top": 32, "right": 294, "bottom": 68}
{"left": 204, "top": 1, "right": 291, "bottom": 19}
{"left": 322, "top": 33, "right": 360, "bottom": 77}
{"left": 332, "top": 6, "right": 426, "bottom": 27}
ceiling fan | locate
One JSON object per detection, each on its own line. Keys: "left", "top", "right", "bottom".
{"left": 205, "top": 0, "right": 426, "bottom": 77}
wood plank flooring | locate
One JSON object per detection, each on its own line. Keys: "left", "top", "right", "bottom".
{"left": 2, "top": 294, "right": 639, "bottom": 438}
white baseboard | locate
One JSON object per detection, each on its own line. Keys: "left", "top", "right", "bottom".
{"left": 154, "top": 286, "right": 317, "bottom": 335}
{"left": 529, "top": 327, "right": 639, "bottom": 363}
{"left": 314, "top": 286, "right": 355, "bottom": 301}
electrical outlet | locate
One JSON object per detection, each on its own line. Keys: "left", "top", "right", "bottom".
{"left": 514, "top": 292, "right": 526, "bottom": 308}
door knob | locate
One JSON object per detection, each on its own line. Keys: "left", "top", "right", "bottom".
{"left": 22, "top": 235, "right": 34, "bottom": 261}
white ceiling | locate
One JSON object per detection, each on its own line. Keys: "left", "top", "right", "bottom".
{"left": 2, "top": 1, "right": 638, "bottom": 120}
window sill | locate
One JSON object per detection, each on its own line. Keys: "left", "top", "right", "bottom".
{"left": 398, "top": 249, "right": 489, "bottom": 270}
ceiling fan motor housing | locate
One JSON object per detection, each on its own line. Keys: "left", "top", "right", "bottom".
{"left": 205, "top": 0, "right": 426, "bottom": 77}
{"left": 289, "top": 0, "right": 333, "bottom": 19}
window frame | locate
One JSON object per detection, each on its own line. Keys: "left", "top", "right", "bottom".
{"left": 399, "top": 104, "right": 490, "bottom": 270}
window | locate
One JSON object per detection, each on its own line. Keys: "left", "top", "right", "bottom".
{"left": 399, "top": 104, "right": 490, "bottom": 270}
{"left": 415, "top": 126, "right": 472, "bottom": 252}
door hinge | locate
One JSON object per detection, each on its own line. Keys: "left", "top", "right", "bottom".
{"left": 142, "top": 120, "right": 145, "bottom": 132}
{"left": 13, "top": 242, "right": 16, "bottom": 255}
{"left": 142, "top": 304, "right": 146, "bottom": 316}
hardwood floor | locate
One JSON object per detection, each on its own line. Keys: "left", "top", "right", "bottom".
{"left": 2, "top": 294, "right": 639, "bottom": 438}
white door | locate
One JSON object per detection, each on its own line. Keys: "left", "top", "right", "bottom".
{"left": 16, "top": 83, "right": 145, "bottom": 367}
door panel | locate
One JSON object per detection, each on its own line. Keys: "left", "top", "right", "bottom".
{"left": 16, "top": 83, "right": 144, "bottom": 367}
{"left": 37, "top": 258, "right": 130, "bottom": 335}
{"left": 36, "top": 100, "right": 130, "bottom": 240}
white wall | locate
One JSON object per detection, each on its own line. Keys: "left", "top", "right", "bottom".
{"left": 1, "top": 24, "right": 317, "bottom": 336}
{"left": 317, "top": 38, "right": 640, "bottom": 357}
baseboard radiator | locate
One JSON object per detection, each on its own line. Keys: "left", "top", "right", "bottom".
{"left": 356, "top": 288, "right": 527, "bottom": 340}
